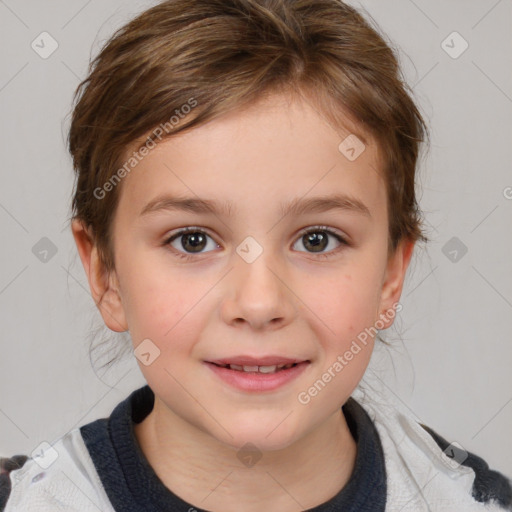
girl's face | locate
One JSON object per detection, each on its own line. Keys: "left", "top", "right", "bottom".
{"left": 84, "top": 92, "right": 412, "bottom": 451}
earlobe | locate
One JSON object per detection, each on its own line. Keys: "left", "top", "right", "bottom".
{"left": 377, "top": 239, "right": 415, "bottom": 329}
{"left": 71, "top": 219, "right": 128, "bottom": 332}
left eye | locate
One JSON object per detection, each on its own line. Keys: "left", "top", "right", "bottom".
{"left": 292, "top": 227, "right": 347, "bottom": 255}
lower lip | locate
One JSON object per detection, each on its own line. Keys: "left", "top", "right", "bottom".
{"left": 205, "top": 361, "right": 310, "bottom": 392}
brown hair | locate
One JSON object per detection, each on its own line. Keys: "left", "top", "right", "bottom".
{"left": 68, "top": 0, "right": 429, "bottom": 274}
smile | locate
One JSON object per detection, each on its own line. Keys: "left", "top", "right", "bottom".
{"left": 204, "top": 360, "right": 311, "bottom": 392}
{"left": 212, "top": 362, "right": 297, "bottom": 373}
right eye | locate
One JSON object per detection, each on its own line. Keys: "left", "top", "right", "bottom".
{"left": 164, "top": 227, "right": 220, "bottom": 259}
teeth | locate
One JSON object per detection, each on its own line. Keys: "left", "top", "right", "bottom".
{"left": 258, "top": 365, "right": 278, "bottom": 373}
{"left": 243, "top": 365, "right": 259, "bottom": 372}
{"left": 221, "top": 363, "right": 295, "bottom": 373}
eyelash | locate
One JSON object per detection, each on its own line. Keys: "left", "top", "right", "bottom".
{"left": 163, "top": 226, "right": 349, "bottom": 261}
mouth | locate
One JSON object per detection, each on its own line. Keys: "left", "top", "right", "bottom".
{"left": 204, "top": 357, "right": 311, "bottom": 392}
{"left": 207, "top": 361, "right": 304, "bottom": 374}
{"left": 206, "top": 355, "right": 310, "bottom": 373}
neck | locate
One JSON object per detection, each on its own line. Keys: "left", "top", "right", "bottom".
{"left": 134, "top": 397, "right": 357, "bottom": 512}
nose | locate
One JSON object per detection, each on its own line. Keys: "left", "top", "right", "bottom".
{"left": 220, "top": 250, "right": 297, "bottom": 331}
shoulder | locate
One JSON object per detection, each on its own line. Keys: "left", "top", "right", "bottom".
{"left": 0, "top": 427, "right": 113, "bottom": 512}
{"left": 0, "top": 455, "right": 29, "bottom": 511}
{"left": 350, "top": 384, "right": 512, "bottom": 511}
{"left": 420, "top": 423, "right": 512, "bottom": 511}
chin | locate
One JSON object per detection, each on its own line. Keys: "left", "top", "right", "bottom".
{"left": 211, "top": 418, "right": 303, "bottom": 454}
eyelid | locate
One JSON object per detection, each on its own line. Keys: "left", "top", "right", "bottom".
{"left": 295, "top": 225, "right": 348, "bottom": 243}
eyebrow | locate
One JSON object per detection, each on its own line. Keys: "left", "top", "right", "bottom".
{"left": 139, "top": 193, "right": 371, "bottom": 219}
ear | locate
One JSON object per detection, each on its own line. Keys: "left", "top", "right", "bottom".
{"left": 376, "top": 238, "right": 415, "bottom": 329}
{"left": 71, "top": 219, "right": 128, "bottom": 332}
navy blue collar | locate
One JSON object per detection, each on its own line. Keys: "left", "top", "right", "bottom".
{"left": 80, "top": 385, "right": 386, "bottom": 511}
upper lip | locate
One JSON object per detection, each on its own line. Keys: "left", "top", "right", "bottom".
{"left": 207, "top": 356, "right": 310, "bottom": 366}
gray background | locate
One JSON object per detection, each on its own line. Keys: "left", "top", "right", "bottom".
{"left": 1, "top": 0, "right": 511, "bottom": 479}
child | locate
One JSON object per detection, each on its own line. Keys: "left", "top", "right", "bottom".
{"left": 1, "top": 0, "right": 511, "bottom": 510}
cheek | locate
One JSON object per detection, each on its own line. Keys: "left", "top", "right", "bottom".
{"left": 300, "top": 266, "right": 382, "bottom": 344}
{"left": 294, "top": 272, "right": 380, "bottom": 411}
{"left": 119, "top": 257, "right": 207, "bottom": 347}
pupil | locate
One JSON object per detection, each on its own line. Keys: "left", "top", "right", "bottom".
{"left": 183, "top": 233, "right": 206, "bottom": 252}
{"left": 304, "top": 232, "right": 327, "bottom": 252}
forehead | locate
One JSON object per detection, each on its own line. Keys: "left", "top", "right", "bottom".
{"left": 116, "top": 92, "right": 385, "bottom": 221}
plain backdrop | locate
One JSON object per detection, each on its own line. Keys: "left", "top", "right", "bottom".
{"left": 1, "top": 0, "right": 511, "bottom": 479}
